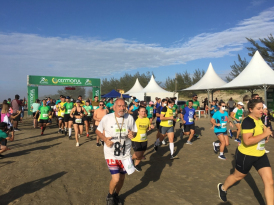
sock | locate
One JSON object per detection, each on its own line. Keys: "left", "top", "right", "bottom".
{"left": 169, "top": 143, "right": 174, "bottom": 155}
{"left": 220, "top": 152, "right": 223, "bottom": 155}
{"left": 64, "top": 127, "right": 67, "bottom": 131}
{"left": 215, "top": 143, "right": 220, "bottom": 146}
{"left": 156, "top": 138, "right": 160, "bottom": 146}
{"left": 69, "top": 128, "right": 72, "bottom": 136}
{"left": 59, "top": 128, "right": 61, "bottom": 131}
{"left": 42, "top": 126, "right": 46, "bottom": 132}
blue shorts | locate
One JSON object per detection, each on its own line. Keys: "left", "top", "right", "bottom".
{"left": 215, "top": 132, "right": 228, "bottom": 137}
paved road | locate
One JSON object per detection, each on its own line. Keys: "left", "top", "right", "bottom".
{"left": 0, "top": 116, "right": 272, "bottom": 205}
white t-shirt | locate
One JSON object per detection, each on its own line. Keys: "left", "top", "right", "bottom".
{"left": 97, "top": 113, "right": 137, "bottom": 160}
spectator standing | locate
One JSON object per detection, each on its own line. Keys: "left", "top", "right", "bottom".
{"left": 227, "top": 97, "right": 236, "bottom": 114}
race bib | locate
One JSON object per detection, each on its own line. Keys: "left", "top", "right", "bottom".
{"left": 43, "top": 114, "right": 48, "bottom": 118}
{"left": 150, "top": 110, "right": 153, "bottom": 114}
{"left": 51, "top": 106, "right": 54, "bottom": 109}
{"left": 221, "top": 123, "right": 227, "bottom": 128}
{"left": 140, "top": 133, "right": 147, "bottom": 141}
{"left": 67, "top": 109, "right": 72, "bottom": 113}
{"left": 239, "top": 117, "right": 242, "bottom": 121}
{"left": 75, "top": 119, "right": 82, "bottom": 124}
{"left": 87, "top": 112, "right": 91, "bottom": 116}
{"left": 189, "top": 118, "right": 194, "bottom": 123}
{"left": 114, "top": 124, "right": 127, "bottom": 137}
{"left": 93, "top": 106, "right": 98, "bottom": 110}
{"left": 257, "top": 139, "right": 265, "bottom": 151}
{"left": 173, "top": 112, "right": 176, "bottom": 116}
{"left": 168, "top": 120, "right": 173, "bottom": 125}
{"left": 61, "top": 112, "right": 65, "bottom": 117}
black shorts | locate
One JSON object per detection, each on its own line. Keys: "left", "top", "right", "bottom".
{"left": 132, "top": 141, "right": 148, "bottom": 152}
{"left": 39, "top": 119, "right": 49, "bottom": 124}
{"left": 153, "top": 113, "right": 156, "bottom": 118}
{"left": 58, "top": 117, "right": 64, "bottom": 122}
{"left": 184, "top": 124, "right": 195, "bottom": 132}
{"left": 64, "top": 114, "right": 73, "bottom": 122}
{"left": 83, "top": 116, "right": 92, "bottom": 122}
{"left": 156, "top": 121, "right": 160, "bottom": 129}
{"left": 12, "top": 113, "right": 21, "bottom": 121}
{"left": 235, "top": 149, "right": 271, "bottom": 174}
{"left": 1, "top": 139, "right": 7, "bottom": 146}
{"left": 33, "top": 112, "right": 40, "bottom": 119}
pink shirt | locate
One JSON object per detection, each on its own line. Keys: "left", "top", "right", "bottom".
{"left": 1, "top": 113, "right": 11, "bottom": 122}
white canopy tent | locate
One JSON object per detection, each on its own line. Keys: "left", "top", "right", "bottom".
{"left": 125, "top": 78, "right": 144, "bottom": 94}
{"left": 218, "top": 51, "right": 274, "bottom": 104}
{"left": 128, "top": 75, "right": 178, "bottom": 101}
{"left": 182, "top": 62, "right": 227, "bottom": 101}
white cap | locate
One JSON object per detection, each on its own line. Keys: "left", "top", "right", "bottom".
{"left": 237, "top": 102, "right": 244, "bottom": 106}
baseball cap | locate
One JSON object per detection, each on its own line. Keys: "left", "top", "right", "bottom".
{"left": 66, "top": 96, "right": 70, "bottom": 99}
{"left": 134, "top": 99, "right": 139, "bottom": 103}
{"left": 193, "top": 94, "right": 197, "bottom": 97}
{"left": 149, "top": 101, "right": 154, "bottom": 105}
{"left": 237, "top": 102, "right": 244, "bottom": 106}
{"left": 76, "top": 99, "right": 81, "bottom": 103}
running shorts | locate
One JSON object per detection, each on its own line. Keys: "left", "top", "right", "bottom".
{"left": 64, "top": 114, "right": 73, "bottom": 122}
{"left": 12, "top": 113, "right": 21, "bottom": 121}
{"left": 39, "top": 119, "right": 48, "bottom": 124}
{"left": 159, "top": 126, "right": 174, "bottom": 135}
{"left": 33, "top": 112, "right": 40, "bottom": 119}
{"left": 233, "top": 120, "right": 241, "bottom": 124}
{"left": 184, "top": 124, "right": 195, "bottom": 132}
{"left": 132, "top": 141, "right": 148, "bottom": 152}
{"left": 83, "top": 116, "right": 92, "bottom": 122}
{"left": 156, "top": 121, "right": 160, "bottom": 130}
{"left": 94, "top": 125, "right": 98, "bottom": 131}
{"left": 235, "top": 148, "right": 270, "bottom": 174}
{"left": 215, "top": 132, "right": 228, "bottom": 136}
{"left": 106, "top": 159, "right": 127, "bottom": 175}
{"left": 58, "top": 117, "right": 64, "bottom": 121}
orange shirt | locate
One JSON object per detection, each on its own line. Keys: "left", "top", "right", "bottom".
{"left": 94, "top": 108, "right": 107, "bottom": 126}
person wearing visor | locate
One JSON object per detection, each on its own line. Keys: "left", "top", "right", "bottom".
{"left": 211, "top": 101, "right": 234, "bottom": 160}
{"left": 229, "top": 102, "right": 244, "bottom": 143}
{"left": 70, "top": 99, "right": 88, "bottom": 147}
{"left": 63, "top": 96, "right": 74, "bottom": 139}
{"left": 128, "top": 99, "right": 139, "bottom": 115}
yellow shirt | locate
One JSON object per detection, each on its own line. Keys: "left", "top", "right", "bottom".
{"left": 58, "top": 102, "right": 66, "bottom": 117}
{"left": 238, "top": 116, "right": 265, "bottom": 157}
{"left": 160, "top": 106, "right": 173, "bottom": 127}
{"left": 132, "top": 117, "right": 150, "bottom": 142}
{"left": 74, "top": 100, "right": 85, "bottom": 107}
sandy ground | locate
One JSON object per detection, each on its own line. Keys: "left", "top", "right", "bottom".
{"left": 0, "top": 113, "right": 273, "bottom": 205}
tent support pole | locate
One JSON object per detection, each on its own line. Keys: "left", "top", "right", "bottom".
{"left": 263, "top": 85, "right": 270, "bottom": 107}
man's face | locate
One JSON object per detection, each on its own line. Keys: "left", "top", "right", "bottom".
{"left": 253, "top": 95, "right": 259, "bottom": 99}
{"left": 114, "top": 100, "right": 126, "bottom": 117}
{"left": 95, "top": 97, "right": 98, "bottom": 101}
{"left": 61, "top": 97, "right": 65, "bottom": 102}
{"left": 66, "top": 99, "right": 69, "bottom": 102}
{"left": 193, "top": 96, "right": 198, "bottom": 101}
{"left": 78, "top": 97, "right": 82, "bottom": 101}
{"left": 110, "top": 99, "right": 113, "bottom": 103}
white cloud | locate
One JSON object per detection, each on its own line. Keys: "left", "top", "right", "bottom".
{"left": 0, "top": 6, "right": 274, "bottom": 99}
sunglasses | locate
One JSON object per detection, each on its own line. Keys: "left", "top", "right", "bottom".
{"left": 221, "top": 106, "right": 225, "bottom": 107}
{"left": 99, "top": 104, "right": 104, "bottom": 106}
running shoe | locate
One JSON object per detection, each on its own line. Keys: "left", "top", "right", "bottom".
{"left": 96, "top": 143, "right": 101, "bottom": 147}
{"left": 194, "top": 134, "right": 199, "bottom": 138}
{"left": 154, "top": 143, "right": 158, "bottom": 151}
{"left": 229, "top": 129, "right": 233, "bottom": 138}
{"left": 106, "top": 196, "right": 115, "bottom": 205}
{"left": 176, "top": 118, "right": 180, "bottom": 122}
{"left": 186, "top": 141, "right": 192, "bottom": 145}
{"left": 113, "top": 193, "right": 122, "bottom": 205}
{"left": 14, "top": 128, "right": 20, "bottom": 131}
{"left": 217, "top": 183, "right": 227, "bottom": 202}
{"left": 76, "top": 142, "right": 79, "bottom": 147}
{"left": 58, "top": 129, "right": 61, "bottom": 134}
{"left": 61, "top": 130, "right": 64, "bottom": 134}
{"left": 235, "top": 139, "right": 241, "bottom": 143}
{"left": 135, "top": 165, "right": 142, "bottom": 172}
{"left": 213, "top": 142, "right": 217, "bottom": 153}
{"left": 41, "top": 132, "right": 43, "bottom": 136}
{"left": 218, "top": 155, "right": 226, "bottom": 160}
{"left": 162, "top": 139, "right": 166, "bottom": 145}
{"left": 170, "top": 155, "right": 179, "bottom": 160}
{"left": 68, "top": 135, "right": 72, "bottom": 139}
{"left": 265, "top": 150, "right": 270, "bottom": 153}
{"left": 86, "top": 133, "right": 89, "bottom": 138}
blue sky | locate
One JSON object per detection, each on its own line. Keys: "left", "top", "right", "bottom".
{"left": 1, "top": 0, "right": 274, "bottom": 100}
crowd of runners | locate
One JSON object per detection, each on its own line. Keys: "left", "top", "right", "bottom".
{"left": 0, "top": 93, "right": 274, "bottom": 204}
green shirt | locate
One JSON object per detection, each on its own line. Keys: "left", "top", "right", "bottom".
{"left": 0, "top": 130, "right": 8, "bottom": 140}
{"left": 172, "top": 105, "right": 178, "bottom": 116}
{"left": 38, "top": 106, "right": 51, "bottom": 120}
{"left": 186, "top": 101, "right": 200, "bottom": 110}
{"left": 146, "top": 106, "right": 154, "bottom": 118}
{"left": 106, "top": 102, "right": 114, "bottom": 113}
{"left": 83, "top": 105, "right": 93, "bottom": 116}
{"left": 233, "top": 108, "right": 244, "bottom": 120}
{"left": 64, "top": 102, "right": 74, "bottom": 114}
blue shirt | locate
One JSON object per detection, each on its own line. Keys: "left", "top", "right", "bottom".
{"left": 212, "top": 111, "right": 229, "bottom": 133}
{"left": 182, "top": 107, "right": 195, "bottom": 125}
{"left": 210, "top": 105, "right": 219, "bottom": 114}
{"left": 154, "top": 103, "right": 161, "bottom": 114}
{"left": 156, "top": 106, "right": 164, "bottom": 122}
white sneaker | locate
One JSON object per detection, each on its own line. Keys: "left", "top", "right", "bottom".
{"left": 162, "top": 139, "right": 166, "bottom": 145}
{"left": 265, "top": 150, "right": 270, "bottom": 153}
{"left": 78, "top": 134, "right": 81, "bottom": 138}
{"left": 76, "top": 142, "right": 79, "bottom": 147}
